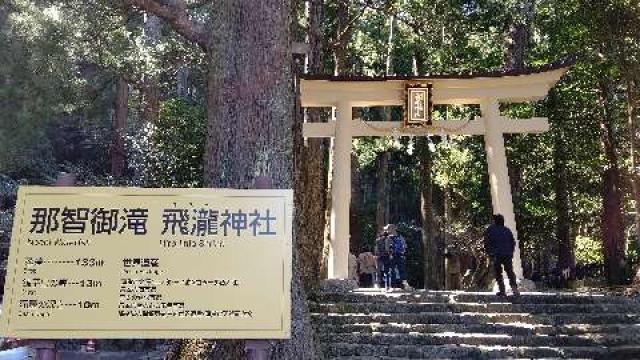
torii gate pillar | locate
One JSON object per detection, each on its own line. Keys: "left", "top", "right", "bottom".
{"left": 481, "top": 99, "right": 523, "bottom": 278}
{"left": 328, "top": 101, "right": 353, "bottom": 279}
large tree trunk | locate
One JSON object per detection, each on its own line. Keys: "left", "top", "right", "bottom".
{"left": 417, "top": 138, "right": 443, "bottom": 289}
{"left": 375, "top": 14, "right": 395, "bottom": 234}
{"left": 550, "top": 90, "right": 576, "bottom": 282}
{"left": 376, "top": 152, "right": 390, "bottom": 232}
{"left": 627, "top": 81, "right": 640, "bottom": 250}
{"left": 554, "top": 123, "right": 575, "bottom": 281}
{"left": 296, "top": 0, "right": 327, "bottom": 292}
{"left": 205, "top": 3, "right": 293, "bottom": 188}
{"left": 142, "top": 14, "right": 161, "bottom": 123}
{"left": 598, "top": 79, "right": 626, "bottom": 285}
{"left": 111, "top": 76, "right": 128, "bottom": 177}
{"left": 332, "top": 0, "right": 353, "bottom": 75}
{"left": 506, "top": 0, "right": 534, "bottom": 71}
{"left": 385, "top": 14, "right": 395, "bottom": 76}
{"left": 350, "top": 153, "right": 362, "bottom": 253}
{"left": 413, "top": 51, "right": 443, "bottom": 289}
{"left": 202, "top": 1, "right": 315, "bottom": 358}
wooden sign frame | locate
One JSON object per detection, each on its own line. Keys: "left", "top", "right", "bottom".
{"left": 404, "top": 82, "right": 434, "bottom": 127}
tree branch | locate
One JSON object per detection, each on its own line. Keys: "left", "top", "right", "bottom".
{"left": 125, "top": 0, "right": 210, "bottom": 51}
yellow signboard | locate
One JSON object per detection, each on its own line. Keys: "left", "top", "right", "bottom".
{"left": 1, "top": 186, "right": 292, "bottom": 339}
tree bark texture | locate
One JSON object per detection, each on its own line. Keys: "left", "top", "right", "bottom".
{"left": 506, "top": 0, "right": 534, "bottom": 71}
{"left": 332, "top": 0, "right": 354, "bottom": 75}
{"left": 125, "top": 2, "right": 317, "bottom": 358}
{"left": 142, "top": 13, "right": 161, "bottom": 123}
{"left": 385, "top": 14, "right": 395, "bottom": 76}
{"left": 554, "top": 127, "right": 575, "bottom": 280}
{"left": 550, "top": 90, "right": 576, "bottom": 281}
{"left": 295, "top": 0, "right": 327, "bottom": 292}
{"left": 207, "top": 0, "right": 316, "bottom": 357}
{"left": 417, "top": 138, "right": 443, "bottom": 289}
{"left": 350, "top": 153, "right": 361, "bottom": 253}
{"left": 376, "top": 151, "right": 390, "bottom": 233}
{"left": 627, "top": 81, "right": 640, "bottom": 249}
{"left": 204, "top": 1, "right": 293, "bottom": 189}
{"left": 296, "top": 107, "right": 327, "bottom": 290}
{"left": 176, "top": 66, "right": 192, "bottom": 100}
{"left": 111, "top": 76, "right": 128, "bottom": 177}
{"left": 374, "top": 13, "right": 395, "bottom": 234}
{"left": 599, "top": 79, "right": 626, "bottom": 285}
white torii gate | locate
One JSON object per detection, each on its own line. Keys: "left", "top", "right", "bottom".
{"left": 300, "top": 62, "right": 572, "bottom": 281}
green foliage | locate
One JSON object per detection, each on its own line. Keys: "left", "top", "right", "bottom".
{"left": 147, "top": 99, "right": 205, "bottom": 187}
{"left": 576, "top": 235, "right": 604, "bottom": 266}
{"left": 1, "top": 0, "right": 639, "bottom": 286}
{"left": 0, "top": 1, "right": 79, "bottom": 181}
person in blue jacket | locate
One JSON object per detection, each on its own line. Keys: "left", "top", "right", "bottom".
{"left": 484, "top": 214, "right": 519, "bottom": 296}
{"left": 385, "top": 224, "right": 410, "bottom": 290}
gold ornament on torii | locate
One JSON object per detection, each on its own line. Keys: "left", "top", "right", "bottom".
{"left": 404, "top": 82, "right": 434, "bottom": 128}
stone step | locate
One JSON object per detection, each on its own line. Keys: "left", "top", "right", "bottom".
{"left": 320, "top": 332, "right": 638, "bottom": 348}
{"left": 320, "top": 323, "right": 640, "bottom": 337}
{"left": 318, "top": 291, "right": 634, "bottom": 305}
{"left": 316, "top": 292, "right": 450, "bottom": 304}
{"left": 57, "top": 350, "right": 165, "bottom": 360}
{"left": 326, "top": 343, "right": 640, "bottom": 359}
{"left": 452, "top": 292, "right": 634, "bottom": 305}
{"left": 310, "top": 302, "right": 638, "bottom": 315}
{"left": 311, "top": 312, "right": 640, "bottom": 326}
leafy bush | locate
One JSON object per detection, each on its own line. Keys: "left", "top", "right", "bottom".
{"left": 576, "top": 235, "right": 604, "bottom": 266}
{"left": 148, "top": 99, "right": 205, "bottom": 187}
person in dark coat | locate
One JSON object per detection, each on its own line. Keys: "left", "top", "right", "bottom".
{"left": 483, "top": 214, "right": 519, "bottom": 296}
{"left": 375, "top": 231, "right": 393, "bottom": 289}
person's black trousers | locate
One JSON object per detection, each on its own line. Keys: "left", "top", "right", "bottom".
{"left": 493, "top": 255, "right": 518, "bottom": 293}
{"left": 377, "top": 256, "right": 391, "bottom": 288}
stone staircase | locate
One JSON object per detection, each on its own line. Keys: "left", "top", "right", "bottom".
{"left": 310, "top": 289, "right": 640, "bottom": 359}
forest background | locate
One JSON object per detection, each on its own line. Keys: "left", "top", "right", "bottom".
{"left": 0, "top": 0, "right": 639, "bottom": 295}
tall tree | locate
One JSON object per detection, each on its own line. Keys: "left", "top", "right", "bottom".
{"left": 583, "top": 0, "right": 640, "bottom": 285}
{"left": 417, "top": 137, "right": 443, "bottom": 289}
{"left": 376, "top": 152, "right": 390, "bottom": 231}
{"left": 296, "top": 0, "right": 327, "bottom": 291}
{"left": 506, "top": 0, "right": 535, "bottom": 71}
{"left": 598, "top": 75, "right": 627, "bottom": 285}
{"left": 375, "top": 13, "right": 395, "bottom": 233}
{"left": 142, "top": 13, "right": 161, "bottom": 124}
{"left": 125, "top": 0, "right": 315, "bottom": 357}
{"left": 549, "top": 90, "right": 575, "bottom": 281}
{"left": 111, "top": 76, "right": 129, "bottom": 177}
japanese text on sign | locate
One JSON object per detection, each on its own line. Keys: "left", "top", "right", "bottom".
{"left": 1, "top": 187, "right": 292, "bottom": 339}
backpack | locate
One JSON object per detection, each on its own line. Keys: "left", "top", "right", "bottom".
{"left": 391, "top": 235, "right": 405, "bottom": 255}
